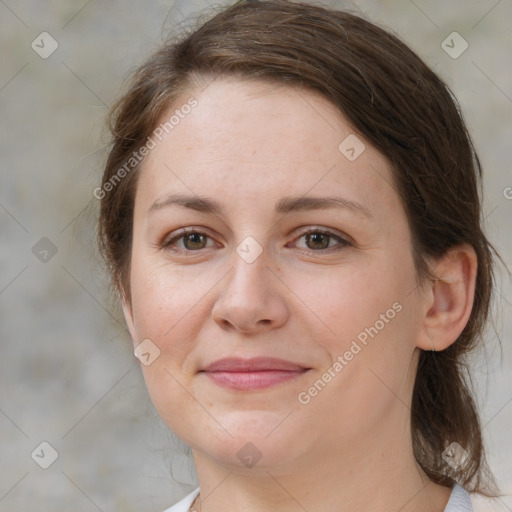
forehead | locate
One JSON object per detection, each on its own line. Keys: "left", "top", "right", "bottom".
{"left": 134, "top": 77, "right": 399, "bottom": 218}
{"left": 168, "top": 77, "right": 355, "bottom": 157}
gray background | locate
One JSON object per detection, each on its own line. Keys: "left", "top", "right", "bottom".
{"left": 0, "top": 0, "right": 511, "bottom": 510}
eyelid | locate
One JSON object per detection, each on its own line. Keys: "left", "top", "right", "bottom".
{"left": 291, "top": 225, "right": 351, "bottom": 242}
{"left": 162, "top": 227, "right": 206, "bottom": 244}
{"left": 288, "top": 226, "right": 352, "bottom": 251}
{"left": 159, "top": 225, "right": 352, "bottom": 254}
{"left": 161, "top": 227, "right": 218, "bottom": 250}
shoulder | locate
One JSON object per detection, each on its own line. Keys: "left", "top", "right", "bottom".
{"left": 470, "top": 491, "right": 511, "bottom": 512}
{"left": 161, "top": 485, "right": 510, "bottom": 512}
{"left": 162, "top": 487, "right": 200, "bottom": 512}
{"left": 445, "top": 484, "right": 510, "bottom": 512}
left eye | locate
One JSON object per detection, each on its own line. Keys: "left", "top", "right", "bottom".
{"left": 290, "top": 229, "right": 351, "bottom": 252}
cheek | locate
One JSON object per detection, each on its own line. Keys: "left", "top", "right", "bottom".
{"left": 128, "top": 259, "right": 209, "bottom": 428}
{"left": 290, "top": 257, "right": 407, "bottom": 342}
{"left": 294, "top": 251, "right": 418, "bottom": 385}
{"left": 128, "top": 254, "right": 218, "bottom": 359}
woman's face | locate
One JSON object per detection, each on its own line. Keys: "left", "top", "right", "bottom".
{"left": 123, "top": 77, "right": 429, "bottom": 472}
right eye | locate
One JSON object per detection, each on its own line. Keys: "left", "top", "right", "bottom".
{"left": 161, "top": 228, "right": 219, "bottom": 253}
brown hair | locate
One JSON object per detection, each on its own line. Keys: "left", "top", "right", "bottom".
{"left": 98, "top": 0, "right": 503, "bottom": 495}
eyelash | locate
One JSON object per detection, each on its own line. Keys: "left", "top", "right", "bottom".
{"left": 160, "top": 227, "right": 352, "bottom": 255}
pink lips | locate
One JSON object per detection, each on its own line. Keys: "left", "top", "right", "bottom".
{"left": 200, "top": 357, "right": 310, "bottom": 391}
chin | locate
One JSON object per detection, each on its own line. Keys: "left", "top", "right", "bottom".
{"left": 190, "top": 410, "right": 309, "bottom": 471}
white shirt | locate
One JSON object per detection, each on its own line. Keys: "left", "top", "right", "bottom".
{"left": 163, "top": 483, "right": 473, "bottom": 511}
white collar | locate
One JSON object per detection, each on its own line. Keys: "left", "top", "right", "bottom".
{"left": 164, "top": 483, "right": 472, "bottom": 511}
{"left": 444, "top": 484, "right": 473, "bottom": 512}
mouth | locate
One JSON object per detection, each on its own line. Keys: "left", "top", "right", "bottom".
{"left": 199, "top": 357, "right": 311, "bottom": 391}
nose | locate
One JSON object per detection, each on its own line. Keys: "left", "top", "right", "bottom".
{"left": 211, "top": 247, "right": 289, "bottom": 335}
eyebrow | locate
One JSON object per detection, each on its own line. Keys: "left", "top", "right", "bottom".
{"left": 147, "top": 193, "right": 373, "bottom": 218}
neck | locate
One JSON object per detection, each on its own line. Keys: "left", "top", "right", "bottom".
{"left": 190, "top": 426, "right": 452, "bottom": 512}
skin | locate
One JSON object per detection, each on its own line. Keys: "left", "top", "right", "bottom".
{"left": 122, "top": 77, "right": 477, "bottom": 512}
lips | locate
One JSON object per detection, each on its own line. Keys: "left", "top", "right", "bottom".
{"left": 200, "top": 357, "right": 310, "bottom": 391}
{"left": 201, "top": 357, "right": 309, "bottom": 373}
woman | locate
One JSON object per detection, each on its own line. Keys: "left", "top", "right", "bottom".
{"left": 97, "top": 1, "right": 504, "bottom": 510}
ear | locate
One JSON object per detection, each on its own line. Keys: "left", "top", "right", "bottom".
{"left": 120, "top": 288, "right": 138, "bottom": 346}
{"left": 416, "top": 244, "right": 478, "bottom": 351}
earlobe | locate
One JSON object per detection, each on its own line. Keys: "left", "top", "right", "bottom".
{"left": 416, "top": 244, "right": 477, "bottom": 352}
